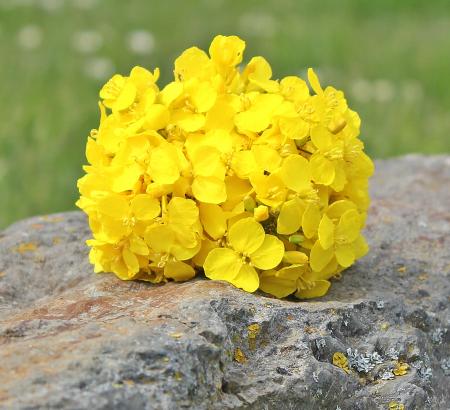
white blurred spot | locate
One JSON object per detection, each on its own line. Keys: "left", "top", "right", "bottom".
{"left": 127, "top": 30, "right": 155, "bottom": 55}
{"left": 83, "top": 57, "right": 114, "bottom": 80}
{"left": 373, "top": 79, "right": 395, "bottom": 103}
{"left": 1, "top": 0, "right": 33, "bottom": 9}
{"left": 72, "top": 30, "right": 103, "bottom": 54}
{"left": 71, "top": 0, "right": 98, "bottom": 10}
{"left": 238, "top": 12, "right": 277, "bottom": 37}
{"left": 401, "top": 80, "right": 423, "bottom": 102}
{"left": 17, "top": 25, "right": 43, "bottom": 50}
{"left": 37, "top": 0, "right": 63, "bottom": 12}
{"left": 350, "top": 79, "right": 373, "bottom": 103}
{"left": 418, "top": 219, "right": 427, "bottom": 228}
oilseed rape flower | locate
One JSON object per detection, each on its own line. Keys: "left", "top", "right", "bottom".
{"left": 77, "top": 34, "right": 373, "bottom": 299}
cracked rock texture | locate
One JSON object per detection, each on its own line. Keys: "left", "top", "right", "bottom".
{"left": 0, "top": 155, "right": 449, "bottom": 410}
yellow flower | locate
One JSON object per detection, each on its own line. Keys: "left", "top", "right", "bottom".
{"left": 87, "top": 235, "right": 149, "bottom": 280}
{"left": 93, "top": 193, "right": 160, "bottom": 242}
{"left": 209, "top": 34, "right": 245, "bottom": 82}
{"left": 174, "top": 46, "right": 214, "bottom": 82}
{"left": 310, "top": 209, "right": 368, "bottom": 271}
{"left": 296, "top": 274, "right": 332, "bottom": 299}
{"left": 204, "top": 218, "right": 284, "bottom": 292}
{"left": 235, "top": 93, "right": 283, "bottom": 133}
{"left": 259, "top": 266, "right": 300, "bottom": 298}
{"left": 242, "top": 56, "right": 279, "bottom": 93}
{"left": 143, "top": 197, "right": 201, "bottom": 281}
{"left": 78, "top": 34, "right": 373, "bottom": 299}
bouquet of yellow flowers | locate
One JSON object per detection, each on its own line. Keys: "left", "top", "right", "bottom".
{"left": 76, "top": 35, "right": 374, "bottom": 299}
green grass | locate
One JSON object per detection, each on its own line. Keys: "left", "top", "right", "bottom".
{"left": 1, "top": 0, "right": 449, "bottom": 228}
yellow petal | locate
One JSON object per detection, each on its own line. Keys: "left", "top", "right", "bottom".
{"left": 353, "top": 235, "right": 369, "bottom": 259}
{"left": 295, "top": 280, "right": 330, "bottom": 299}
{"left": 223, "top": 176, "right": 252, "bottom": 210}
{"left": 335, "top": 244, "right": 355, "bottom": 267}
{"left": 192, "top": 146, "right": 226, "bottom": 179}
{"left": 192, "top": 238, "right": 218, "bottom": 267}
{"left": 280, "top": 76, "right": 309, "bottom": 103}
{"left": 99, "top": 74, "right": 124, "bottom": 101}
{"left": 173, "top": 110, "right": 205, "bottom": 132}
{"left": 98, "top": 195, "right": 128, "bottom": 219}
{"left": 171, "top": 240, "right": 201, "bottom": 261}
{"left": 279, "top": 154, "right": 311, "bottom": 193}
{"left": 130, "top": 65, "right": 159, "bottom": 87}
{"left": 330, "top": 163, "right": 347, "bottom": 192}
{"left": 111, "top": 257, "right": 130, "bottom": 280}
{"left": 190, "top": 81, "right": 217, "bottom": 113}
{"left": 228, "top": 217, "right": 265, "bottom": 254}
{"left": 174, "top": 46, "right": 212, "bottom": 81}
{"left": 310, "top": 126, "right": 333, "bottom": 151}
{"left": 144, "top": 225, "right": 175, "bottom": 254}
{"left": 122, "top": 247, "right": 139, "bottom": 276}
{"left": 144, "top": 104, "right": 170, "bottom": 130}
{"left": 164, "top": 260, "right": 195, "bottom": 282}
{"left": 113, "top": 81, "right": 137, "bottom": 111}
{"left": 326, "top": 200, "right": 357, "bottom": 220}
{"left": 310, "top": 154, "right": 335, "bottom": 186}
{"left": 203, "top": 129, "right": 234, "bottom": 154}
{"left": 244, "top": 56, "right": 272, "bottom": 81}
{"left": 231, "top": 150, "right": 258, "bottom": 178}
{"left": 112, "top": 163, "right": 143, "bottom": 192}
{"left": 259, "top": 267, "right": 298, "bottom": 298}
{"left": 307, "top": 68, "right": 323, "bottom": 95}
{"left": 302, "top": 204, "right": 321, "bottom": 239}
{"left": 192, "top": 176, "right": 227, "bottom": 204}
{"left": 129, "top": 235, "right": 149, "bottom": 256}
{"left": 205, "top": 100, "right": 235, "bottom": 132}
{"left": 251, "top": 145, "right": 282, "bottom": 173}
{"left": 253, "top": 205, "right": 269, "bottom": 222}
{"left": 318, "top": 214, "right": 335, "bottom": 250}
{"left": 209, "top": 35, "right": 245, "bottom": 68}
{"left": 283, "top": 251, "right": 308, "bottom": 265}
{"left": 131, "top": 195, "right": 161, "bottom": 220}
{"left": 335, "top": 209, "right": 361, "bottom": 243}
{"left": 244, "top": 56, "right": 279, "bottom": 92}
{"left": 304, "top": 258, "right": 338, "bottom": 281}
{"left": 199, "top": 203, "right": 227, "bottom": 240}
{"left": 279, "top": 117, "right": 309, "bottom": 140}
{"left": 250, "top": 235, "right": 284, "bottom": 270}
{"left": 277, "top": 198, "right": 305, "bottom": 235}
{"left": 86, "top": 138, "right": 107, "bottom": 167}
{"left": 160, "top": 81, "right": 183, "bottom": 106}
{"left": 149, "top": 144, "right": 180, "bottom": 185}
{"left": 100, "top": 216, "right": 129, "bottom": 241}
{"left": 310, "top": 240, "right": 334, "bottom": 272}
{"left": 230, "top": 263, "right": 259, "bottom": 292}
{"left": 168, "top": 197, "right": 199, "bottom": 226}
{"left": 235, "top": 109, "right": 269, "bottom": 133}
{"left": 203, "top": 247, "right": 242, "bottom": 281}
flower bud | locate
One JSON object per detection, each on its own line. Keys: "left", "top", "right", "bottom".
{"left": 254, "top": 205, "right": 269, "bottom": 222}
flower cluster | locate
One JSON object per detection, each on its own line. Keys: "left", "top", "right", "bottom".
{"left": 76, "top": 35, "right": 374, "bottom": 299}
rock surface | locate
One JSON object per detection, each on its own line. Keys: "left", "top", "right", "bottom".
{"left": 0, "top": 155, "right": 449, "bottom": 410}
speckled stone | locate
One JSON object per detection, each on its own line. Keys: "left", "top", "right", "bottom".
{"left": 0, "top": 155, "right": 449, "bottom": 409}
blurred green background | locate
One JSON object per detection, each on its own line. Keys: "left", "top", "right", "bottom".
{"left": 1, "top": 0, "right": 449, "bottom": 228}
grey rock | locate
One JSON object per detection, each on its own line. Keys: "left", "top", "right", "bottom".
{"left": 0, "top": 154, "right": 449, "bottom": 410}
